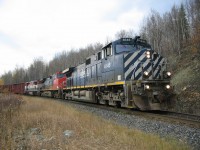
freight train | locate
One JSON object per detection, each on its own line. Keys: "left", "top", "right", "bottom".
{"left": 0, "top": 36, "right": 174, "bottom": 110}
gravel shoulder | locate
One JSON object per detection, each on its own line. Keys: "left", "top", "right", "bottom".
{"left": 62, "top": 100, "right": 200, "bottom": 150}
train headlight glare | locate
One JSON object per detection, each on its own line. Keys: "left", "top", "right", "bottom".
{"left": 146, "top": 54, "right": 150, "bottom": 58}
{"left": 146, "top": 51, "right": 151, "bottom": 59}
{"left": 166, "top": 85, "right": 170, "bottom": 89}
{"left": 145, "top": 85, "right": 150, "bottom": 89}
{"left": 146, "top": 51, "right": 150, "bottom": 55}
{"left": 144, "top": 71, "right": 149, "bottom": 76}
{"left": 167, "top": 71, "right": 171, "bottom": 76}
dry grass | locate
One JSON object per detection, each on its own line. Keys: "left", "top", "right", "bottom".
{"left": 0, "top": 93, "right": 23, "bottom": 112}
{"left": 0, "top": 95, "right": 189, "bottom": 150}
{"left": 0, "top": 94, "right": 23, "bottom": 149}
{"left": 171, "top": 67, "right": 196, "bottom": 93}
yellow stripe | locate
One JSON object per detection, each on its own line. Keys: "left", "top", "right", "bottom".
{"left": 107, "top": 81, "right": 124, "bottom": 86}
{"left": 66, "top": 81, "right": 125, "bottom": 89}
{"left": 127, "top": 106, "right": 135, "bottom": 108}
{"left": 41, "top": 89, "right": 56, "bottom": 91}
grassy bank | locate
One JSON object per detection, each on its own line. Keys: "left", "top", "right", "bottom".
{"left": 0, "top": 95, "right": 189, "bottom": 149}
{"left": 169, "top": 49, "right": 200, "bottom": 115}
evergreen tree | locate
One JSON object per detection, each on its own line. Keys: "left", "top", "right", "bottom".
{"left": 178, "top": 4, "right": 189, "bottom": 44}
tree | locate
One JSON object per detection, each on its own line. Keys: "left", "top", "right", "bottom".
{"left": 1, "top": 71, "right": 13, "bottom": 85}
{"left": 115, "top": 29, "right": 136, "bottom": 39}
{"left": 186, "top": 0, "right": 200, "bottom": 53}
{"left": 12, "top": 66, "right": 26, "bottom": 83}
{"left": 178, "top": 4, "right": 189, "bottom": 47}
{"left": 140, "top": 10, "right": 164, "bottom": 54}
{"left": 27, "top": 58, "right": 46, "bottom": 80}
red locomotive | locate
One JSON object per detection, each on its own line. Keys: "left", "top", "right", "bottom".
{"left": 41, "top": 71, "right": 66, "bottom": 98}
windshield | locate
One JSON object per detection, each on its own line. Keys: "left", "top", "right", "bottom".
{"left": 116, "top": 44, "right": 135, "bottom": 53}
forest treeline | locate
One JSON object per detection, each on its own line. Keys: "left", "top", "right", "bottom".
{"left": 1, "top": 0, "right": 199, "bottom": 85}
{"left": 1, "top": 43, "right": 103, "bottom": 84}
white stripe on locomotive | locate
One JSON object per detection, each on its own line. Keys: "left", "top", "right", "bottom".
{"left": 124, "top": 54, "right": 146, "bottom": 79}
{"left": 153, "top": 58, "right": 165, "bottom": 78}
{"left": 124, "top": 51, "right": 140, "bottom": 68}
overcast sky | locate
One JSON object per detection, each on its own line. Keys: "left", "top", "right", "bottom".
{"left": 0, "top": 0, "right": 183, "bottom": 76}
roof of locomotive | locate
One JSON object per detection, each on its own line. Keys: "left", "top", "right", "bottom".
{"left": 102, "top": 36, "right": 151, "bottom": 50}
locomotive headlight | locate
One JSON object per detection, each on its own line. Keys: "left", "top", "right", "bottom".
{"left": 165, "top": 85, "right": 171, "bottom": 89}
{"left": 163, "top": 71, "right": 172, "bottom": 79}
{"left": 166, "top": 71, "right": 171, "bottom": 76}
{"left": 144, "top": 71, "right": 149, "bottom": 76}
{"left": 146, "top": 51, "right": 151, "bottom": 59}
{"left": 145, "top": 85, "right": 150, "bottom": 89}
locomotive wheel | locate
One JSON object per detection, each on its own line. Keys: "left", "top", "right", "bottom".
{"left": 62, "top": 93, "right": 65, "bottom": 100}
{"left": 51, "top": 92, "right": 54, "bottom": 98}
{"left": 115, "top": 101, "right": 121, "bottom": 108}
{"left": 95, "top": 95, "right": 100, "bottom": 104}
{"left": 105, "top": 100, "right": 109, "bottom": 106}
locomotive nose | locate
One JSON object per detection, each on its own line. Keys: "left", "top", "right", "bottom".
{"left": 124, "top": 49, "right": 167, "bottom": 81}
{"left": 124, "top": 50, "right": 153, "bottom": 81}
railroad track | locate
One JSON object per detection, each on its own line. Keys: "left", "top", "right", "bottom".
{"left": 26, "top": 95, "right": 200, "bottom": 129}
{"left": 152, "top": 111, "right": 200, "bottom": 128}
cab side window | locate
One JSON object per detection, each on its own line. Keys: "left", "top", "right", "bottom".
{"left": 101, "top": 50, "right": 105, "bottom": 59}
{"left": 102, "top": 45, "right": 113, "bottom": 59}
{"left": 97, "top": 52, "right": 101, "bottom": 60}
{"left": 106, "top": 46, "right": 112, "bottom": 56}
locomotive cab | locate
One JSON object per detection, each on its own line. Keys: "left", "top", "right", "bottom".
{"left": 100, "top": 37, "right": 153, "bottom": 83}
{"left": 102, "top": 36, "right": 151, "bottom": 56}
{"left": 52, "top": 72, "right": 66, "bottom": 90}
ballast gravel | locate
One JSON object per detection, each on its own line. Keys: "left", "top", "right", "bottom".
{"left": 64, "top": 101, "right": 200, "bottom": 150}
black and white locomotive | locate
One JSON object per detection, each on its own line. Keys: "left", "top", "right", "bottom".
{"left": 63, "top": 36, "right": 173, "bottom": 110}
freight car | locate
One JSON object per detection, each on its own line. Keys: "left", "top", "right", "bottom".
{"left": 0, "top": 83, "right": 25, "bottom": 94}
{"left": 62, "top": 36, "right": 173, "bottom": 110}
